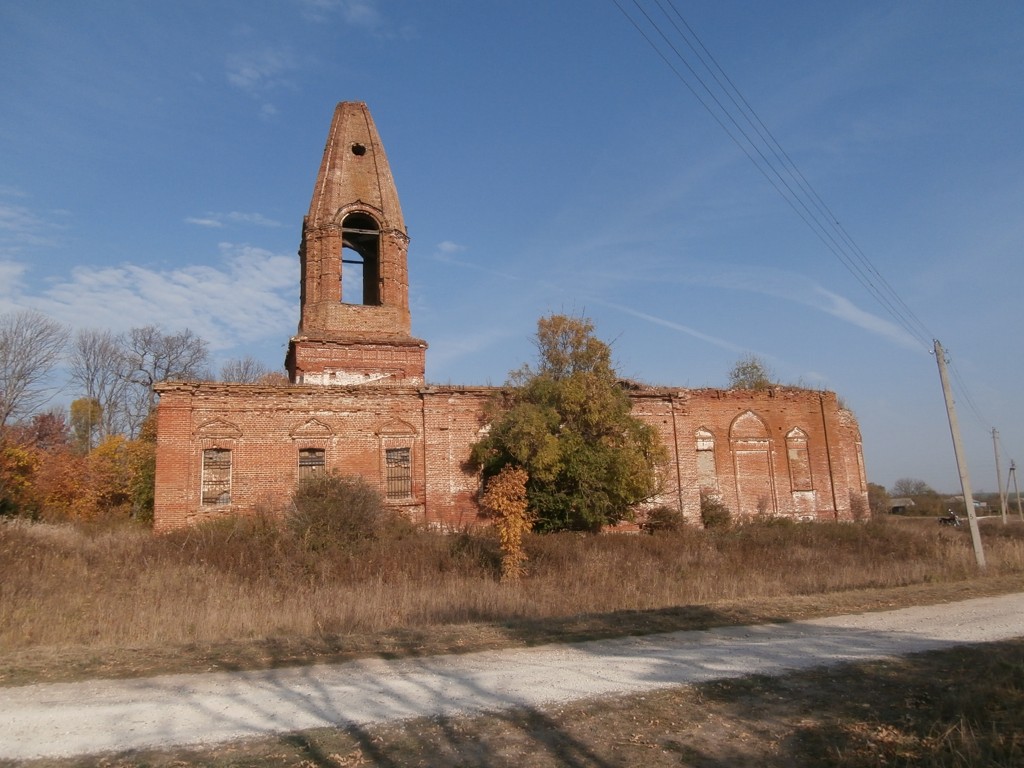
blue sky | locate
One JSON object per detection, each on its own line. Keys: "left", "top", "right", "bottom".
{"left": 2, "top": 1, "right": 1022, "bottom": 495}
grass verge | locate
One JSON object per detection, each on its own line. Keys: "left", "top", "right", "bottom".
{"left": 1, "top": 515, "right": 1022, "bottom": 688}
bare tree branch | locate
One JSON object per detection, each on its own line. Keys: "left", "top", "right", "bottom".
{"left": 118, "top": 326, "right": 210, "bottom": 435}
{"left": 68, "top": 328, "right": 128, "bottom": 437}
{"left": 219, "top": 355, "right": 273, "bottom": 383}
{"left": 0, "top": 309, "right": 68, "bottom": 430}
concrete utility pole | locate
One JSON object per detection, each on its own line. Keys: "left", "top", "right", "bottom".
{"left": 933, "top": 340, "right": 985, "bottom": 568}
{"left": 1010, "top": 460, "right": 1023, "bottom": 522}
{"left": 993, "top": 429, "right": 1008, "bottom": 524}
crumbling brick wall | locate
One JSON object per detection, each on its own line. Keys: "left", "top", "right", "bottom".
{"left": 153, "top": 381, "right": 866, "bottom": 532}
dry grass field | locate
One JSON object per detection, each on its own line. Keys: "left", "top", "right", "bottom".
{"left": 2, "top": 514, "right": 1023, "bottom": 766}
{"left": 1, "top": 513, "right": 1022, "bottom": 684}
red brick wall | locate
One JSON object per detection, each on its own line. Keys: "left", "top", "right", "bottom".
{"left": 153, "top": 382, "right": 867, "bottom": 532}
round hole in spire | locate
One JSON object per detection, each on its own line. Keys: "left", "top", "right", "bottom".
{"left": 351, "top": 143, "right": 367, "bottom": 156}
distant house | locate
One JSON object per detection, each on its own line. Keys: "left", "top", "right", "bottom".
{"left": 889, "top": 497, "right": 916, "bottom": 514}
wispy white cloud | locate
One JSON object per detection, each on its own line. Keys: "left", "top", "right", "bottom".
{"left": 436, "top": 240, "right": 465, "bottom": 255}
{"left": 810, "top": 286, "right": 920, "bottom": 349}
{"left": 594, "top": 299, "right": 747, "bottom": 355}
{"left": 716, "top": 267, "right": 921, "bottom": 349}
{"left": 0, "top": 201, "right": 62, "bottom": 253}
{"left": 297, "top": 0, "right": 382, "bottom": 27}
{"left": 225, "top": 47, "right": 296, "bottom": 93}
{"left": 185, "top": 217, "right": 223, "bottom": 228}
{"left": 636, "top": 264, "right": 923, "bottom": 350}
{"left": 431, "top": 242, "right": 522, "bottom": 283}
{"left": 0, "top": 245, "right": 296, "bottom": 352}
{"left": 296, "top": 0, "right": 414, "bottom": 39}
{"left": 185, "top": 211, "right": 282, "bottom": 228}
{"left": 0, "top": 260, "right": 28, "bottom": 296}
{"left": 427, "top": 327, "right": 519, "bottom": 373}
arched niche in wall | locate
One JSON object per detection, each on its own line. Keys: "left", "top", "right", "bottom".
{"left": 729, "top": 410, "right": 776, "bottom": 516}
{"left": 695, "top": 427, "right": 718, "bottom": 491}
{"left": 785, "top": 427, "right": 812, "bottom": 492}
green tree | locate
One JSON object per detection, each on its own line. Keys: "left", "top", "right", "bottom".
{"left": 471, "top": 314, "right": 666, "bottom": 532}
{"left": 727, "top": 354, "right": 775, "bottom": 390}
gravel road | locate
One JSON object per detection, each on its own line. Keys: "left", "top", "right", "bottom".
{"left": 3, "top": 593, "right": 1023, "bottom": 761}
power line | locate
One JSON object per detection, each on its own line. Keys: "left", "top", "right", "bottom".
{"left": 614, "top": 0, "right": 995, "bottom": 425}
{"left": 614, "top": 0, "right": 934, "bottom": 349}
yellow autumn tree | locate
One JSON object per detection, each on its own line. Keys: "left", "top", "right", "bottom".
{"left": 480, "top": 465, "right": 532, "bottom": 582}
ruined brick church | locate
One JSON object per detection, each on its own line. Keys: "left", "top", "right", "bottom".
{"left": 153, "top": 102, "right": 868, "bottom": 532}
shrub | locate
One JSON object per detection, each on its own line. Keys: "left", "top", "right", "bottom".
{"left": 168, "top": 512, "right": 296, "bottom": 581}
{"left": 480, "top": 465, "right": 533, "bottom": 581}
{"left": 849, "top": 490, "right": 868, "bottom": 522}
{"left": 700, "top": 491, "right": 732, "bottom": 529}
{"left": 640, "top": 505, "right": 686, "bottom": 535}
{"left": 288, "top": 473, "right": 411, "bottom": 552}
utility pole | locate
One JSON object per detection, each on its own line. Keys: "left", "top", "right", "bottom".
{"left": 993, "top": 429, "right": 1008, "bottom": 524}
{"left": 1010, "top": 460, "right": 1023, "bottom": 522}
{"left": 934, "top": 340, "right": 985, "bottom": 567}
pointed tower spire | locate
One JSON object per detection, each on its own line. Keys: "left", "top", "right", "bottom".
{"left": 287, "top": 102, "right": 426, "bottom": 386}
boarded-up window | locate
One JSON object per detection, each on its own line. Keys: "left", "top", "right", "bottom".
{"left": 695, "top": 428, "right": 717, "bottom": 490}
{"left": 786, "top": 428, "right": 812, "bottom": 491}
{"left": 298, "top": 448, "right": 326, "bottom": 480}
{"left": 385, "top": 447, "right": 412, "bottom": 499}
{"left": 202, "top": 448, "right": 231, "bottom": 505}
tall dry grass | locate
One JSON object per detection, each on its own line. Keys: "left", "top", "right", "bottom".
{"left": 2, "top": 515, "right": 1023, "bottom": 653}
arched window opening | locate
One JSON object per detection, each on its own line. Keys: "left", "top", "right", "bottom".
{"left": 340, "top": 212, "right": 381, "bottom": 305}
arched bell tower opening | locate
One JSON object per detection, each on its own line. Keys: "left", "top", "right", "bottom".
{"left": 341, "top": 212, "right": 380, "bottom": 306}
{"left": 286, "top": 102, "right": 427, "bottom": 387}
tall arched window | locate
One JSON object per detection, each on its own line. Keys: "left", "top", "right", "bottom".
{"left": 340, "top": 212, "right": 380, "bottom": 305}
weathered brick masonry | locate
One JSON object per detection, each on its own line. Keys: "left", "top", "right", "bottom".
{"left": 153, "top": 102, "right": 868, "bottom": 532}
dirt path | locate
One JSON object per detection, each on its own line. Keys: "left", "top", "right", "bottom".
{"left": 3, "top": 593, "right": 1023, "bottom": 762}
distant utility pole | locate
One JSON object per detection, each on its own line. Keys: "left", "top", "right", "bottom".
{"left": 933, "top": 340, "right": 985, "bottom": 568}
{"left": 993, "top": 428, "right": 1008, "bottom": 524}
{"left": 1010, "top": 460, "right": 1023, "bottom": 522}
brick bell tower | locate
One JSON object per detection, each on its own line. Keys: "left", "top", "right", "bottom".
{"left": 286, "top": 102, "right": 427, "bottom": 385}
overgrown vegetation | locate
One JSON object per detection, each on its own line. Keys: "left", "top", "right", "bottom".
{"left": 289, "top": 473, "right": 413, "bottom": 552}
{"left": 700, "top": 490, "right": 732, "bottom": 528}
{"left": 471, "top": 314, "right": 667, "bottom": 532}
{"left": 727, "top": 353, "right": 776, "bottom": 390}
{"left": 3, "top": 514, "right": 1022, "bottom": 680}
{"left": 640, "top": 505, "right": 686, "bottom": 534}
{"left": 480, "top": 465, "right": 533, "bottom": 581}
